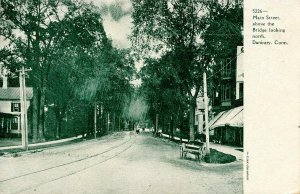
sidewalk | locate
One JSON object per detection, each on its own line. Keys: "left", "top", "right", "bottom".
{"left": 0, "top": 135, "right": 83, "bottom": 151}
{"left": 160, "top": 133, "right": 243, "bottom": 161}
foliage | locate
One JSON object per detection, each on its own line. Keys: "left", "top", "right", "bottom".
{"left": 202, "top": 0, "right": 243, "bottom": 59}
{"left": 0, "top": 0, "right": 136, "bottom": 139}
{"left": 131, "top": 0, "right": 243, "bottom": 140}
{"left": 131, "top": 0, "right": 208, "bottom": 140}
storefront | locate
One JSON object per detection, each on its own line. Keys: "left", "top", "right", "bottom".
{"left": 209, "top": 106, "right": 243, "bottom": 146}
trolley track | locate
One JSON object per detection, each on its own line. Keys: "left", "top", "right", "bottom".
{"left": 0, "top": 134, "right": 136, "bottom": 194}
{"left": 29, "top": 132, "right": 127, "bottom": 156}
{"left": 0, "top": 136, "right": 133, "bottom": 183}
{"left": 13, "top": 138, "right": 136, "bottom": 194}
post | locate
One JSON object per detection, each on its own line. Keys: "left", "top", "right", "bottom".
{"left": 94, "top": 102, "right": 97, "bottom": 139}
{"left": 23, "top": 67, "right": 28, "bottom": 149}
{"left": 107, "top": 112, "right": 110, "bottom": 132}
{"left": 19, "top": 66, "right": 29, "bottom": 150}
{"left": 170, "top": 115, "right": 173, "bottom": 139}
{"left": 203, "top": 71, "right": 210, "bottom": 154}
{"left": 19, "top": 70, "right": 25, "bottom": 149}
{"left": 155, "top": 113, "right": 159, "bottom": 136}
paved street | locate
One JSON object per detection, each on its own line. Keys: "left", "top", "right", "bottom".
{"left": 0, "top": 132, "right": 242, "bottom": 194}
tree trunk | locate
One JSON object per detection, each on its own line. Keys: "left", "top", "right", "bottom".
{"left": 189, "top": 99, "right": 196, "bottom": 141}
{"left": 56, "top": 116, "right": 62, "bottom": 139}
{"left": 32, "top": 88, "right": 39, "bottom": 142}
{"left": 113, "top": 113, "right": 116, "bottom": 132}
{"left": 38, "top": 86, "right": 46, "bottom": 140}
{"left": 155, "top": 113, "right": 159, "bottom": 134}
{"left": 132, "top": 121, "right": 135, "bottom": 131}
{"left": 107, "top": 112, "right": 110, "bottom": 133}
{"left": 170, "top": 115, "right": 174, "bottom": 140}
{"left": 118, "top": 117, "right": 121, "bottom": 131}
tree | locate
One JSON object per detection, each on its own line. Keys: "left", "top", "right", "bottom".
{"left": 131, "top": 0, "right": 206, "bottom": 140}
{"left": 131, "top": 0, "right": 243, "bottom": 140}
{"left": 139, "top": 55, "right": 189, "bottom": 137}
{"left": 0, "top": 0, "right": 111, "bottom": 140}
{"left": 202, "top": 0, "right": 243, "bottom": 59}
{"left": 201, "top": 1, "right": 243, "bottom": 112}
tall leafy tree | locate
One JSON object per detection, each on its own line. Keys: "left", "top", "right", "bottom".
{"left": 131, "top": 0, "right": 206, "bottom": 140}
{"left": 0, "top": 0, "right": 111, "bottom": 140}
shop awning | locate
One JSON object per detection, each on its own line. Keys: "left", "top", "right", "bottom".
{"left": 208, "top": 111, "right": 225, "bottom": 129}
{"left": 209, "top": 106, "right": 243, "bottom": 130}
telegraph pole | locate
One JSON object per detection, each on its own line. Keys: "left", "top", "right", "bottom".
{"left": 17, "top": 66, "right": 31, "bottom": 150}
{"left": 203, "top": 71, "right": 210, "bottom": 154}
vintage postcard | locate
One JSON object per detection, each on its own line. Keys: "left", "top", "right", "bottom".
{"left": 0, "top": 0, "right": 299, "bottom": 193}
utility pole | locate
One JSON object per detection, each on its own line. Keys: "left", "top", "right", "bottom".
{"left": 203, "top": 71, "right": 210, "bottom": 154}
{"left": 17, "top": 66, "right": 31, "bottom": 150}
{"left": 94, "top": 102, "right": 97, "bottom": 139}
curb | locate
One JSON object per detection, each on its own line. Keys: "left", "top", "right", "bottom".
{"left": 0, "top": 135, "right": 83, "bottom": 151}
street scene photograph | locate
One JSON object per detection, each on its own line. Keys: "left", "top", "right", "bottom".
{"left": 0, "top": 0, "right": 243, "bottom": 193}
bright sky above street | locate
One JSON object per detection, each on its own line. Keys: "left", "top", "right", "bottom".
{"left": 85, "top": 0, "right": 142, "bottom": 85}
{"left": 85, "top": 0, "right": 133, "bottom": 49}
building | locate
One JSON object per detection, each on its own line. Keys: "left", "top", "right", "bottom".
{"left": 235, "top": 46, "right": 244, "bottom": 104}
{"left": 208, "top": 46, "right": 244, "bottom": 146}
{"left": 0, "top": 78, "right": 33, "bottom": 137}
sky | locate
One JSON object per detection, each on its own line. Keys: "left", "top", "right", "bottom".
{"left": 85, "top": 0, "right": 142, "bottom": 85}
{"left": 85, "top": 0, "right": 133, "bottom": 49}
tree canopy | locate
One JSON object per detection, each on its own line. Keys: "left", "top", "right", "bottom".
{"left": 0, "top": 0, "right": 136, "bottom": 140}
{"left": 131, "top": 0, "right": 243, "bottom": 140}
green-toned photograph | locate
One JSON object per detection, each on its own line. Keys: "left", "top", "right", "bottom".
{"left": 0, "top": 0, "right": 243, "bottom": 193}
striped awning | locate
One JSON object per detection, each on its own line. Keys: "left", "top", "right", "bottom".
{"left": 209, "top": 106, "right": 243, "bottom": 130}
{"left": 0, "top": 87, "right": 33, "bottom": 100}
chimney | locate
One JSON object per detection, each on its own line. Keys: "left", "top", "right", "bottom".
{"left": 2, "top": 76, "right": 7, "bottom": 89}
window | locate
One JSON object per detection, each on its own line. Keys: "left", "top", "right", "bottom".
{"left": 11, "top": 117, "right": 19, "bottom": 130}
{"left": 11, "top": 103, "right": 21, "bottom": 112}
{"left": 221, "top": 83, "right": 231, "bottom": 101}
{"left": 221, "top": 58, "right": 231, "bottom": 78}
{"left": 239, "top": 83, "right": 244, "bottom": 99}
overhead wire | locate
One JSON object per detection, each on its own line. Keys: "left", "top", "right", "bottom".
{"left": 206, "top": 50, "right": 243, "bottom": 81}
